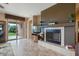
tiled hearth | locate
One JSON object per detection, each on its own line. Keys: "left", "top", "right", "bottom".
{"left": 38, "top": 40, "right": 75, "bottom": 56}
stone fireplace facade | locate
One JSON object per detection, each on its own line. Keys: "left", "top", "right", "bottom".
{"left": 44, "top": 27, "right": 64, "bottom": 46}
{"left": 38, "top": 25, "right": 75, "bottom": 55}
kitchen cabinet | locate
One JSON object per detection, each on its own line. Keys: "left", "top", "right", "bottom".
{"left": 33, "top": 15, "right": 41, "bottom": 26}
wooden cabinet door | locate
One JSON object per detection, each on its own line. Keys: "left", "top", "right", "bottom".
{"left": 33, "top": 15, "right": 41, "bottom": 26}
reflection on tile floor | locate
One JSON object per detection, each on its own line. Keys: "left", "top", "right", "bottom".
{"left": 8, "top": 39, "right": 63, "bottom": 56}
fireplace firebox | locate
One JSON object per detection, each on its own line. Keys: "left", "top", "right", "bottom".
{"left": 46, "top": 29, "right": 61, "bottom": 44}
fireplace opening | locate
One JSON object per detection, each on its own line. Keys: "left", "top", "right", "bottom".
{"left": 46, "top": 29, "right": 61, "bottom": 45}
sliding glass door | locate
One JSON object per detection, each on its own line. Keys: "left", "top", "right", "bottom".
{"left": 8, "top": 23, "right": 17, "bottom": 41}
{"left": 8, "top": 22, "right": 24, "bottom": 41}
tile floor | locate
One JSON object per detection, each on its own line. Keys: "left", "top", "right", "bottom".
{"left": 0, "top": 43, "right": 14, "bottom": 56}
{"left": 8, "top": 39, "right": 63, "bottom": 56}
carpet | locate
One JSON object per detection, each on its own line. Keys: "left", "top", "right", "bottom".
{"left": 0, "top": 43, "right": 14, "bottom": 56}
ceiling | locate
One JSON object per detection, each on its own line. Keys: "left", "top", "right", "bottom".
{"left": 0, "top": 3, "right": 56, "bottom": 17}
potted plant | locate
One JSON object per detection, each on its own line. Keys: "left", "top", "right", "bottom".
{"left": 68, "top": 13, "right": 75, "bottom": 23}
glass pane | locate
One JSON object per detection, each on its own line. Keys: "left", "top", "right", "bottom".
{"left": 0, "top": 24, "right": 3, "bottom": 39}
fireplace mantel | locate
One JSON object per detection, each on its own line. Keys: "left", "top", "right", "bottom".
{"left": 47, "top": 22, "right": 75, "bottom": 27}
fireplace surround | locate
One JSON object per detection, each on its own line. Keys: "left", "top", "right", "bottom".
{"left": 44, "top": 27, "right": 64, "bottom": 46}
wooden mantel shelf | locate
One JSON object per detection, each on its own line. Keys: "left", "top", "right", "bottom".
{"left": 47, "top": 22, "right": 75, "bottom": 27}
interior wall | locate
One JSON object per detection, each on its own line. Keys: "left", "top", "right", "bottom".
{"left": 0, "top": 21, "right": 6, "bottom": 42}
{"left": 17, "top": 20, "right": 24, "bottom": 39}
{"left": 27, "top": 20, "right": 29, "bottom": 39}
{"left": 75, "top": 3, "right": 79, "bottom": 56}
{"left": 27, "top": 17, "right": 33, "bottom": 39}
{"left": 0, "top": 13, "right": 7, "bottom": 42}
{"left": 41, "top": 3, "right": 75, "bottom": 23}
{"left": 76, "top": 4, "right": 79, "bottom": 21}
{"left": 29, "top": 20, "right": 32, "bottom": 39}
{"left": 24, "top": 18, "right": 28, "bottom": 39}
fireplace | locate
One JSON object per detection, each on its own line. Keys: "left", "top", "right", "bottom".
{"left": 44, "top": 27, "right": 64, "bottom": 46}
{"left": 46, "top": 29, "right": 61, "bottom": 44}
